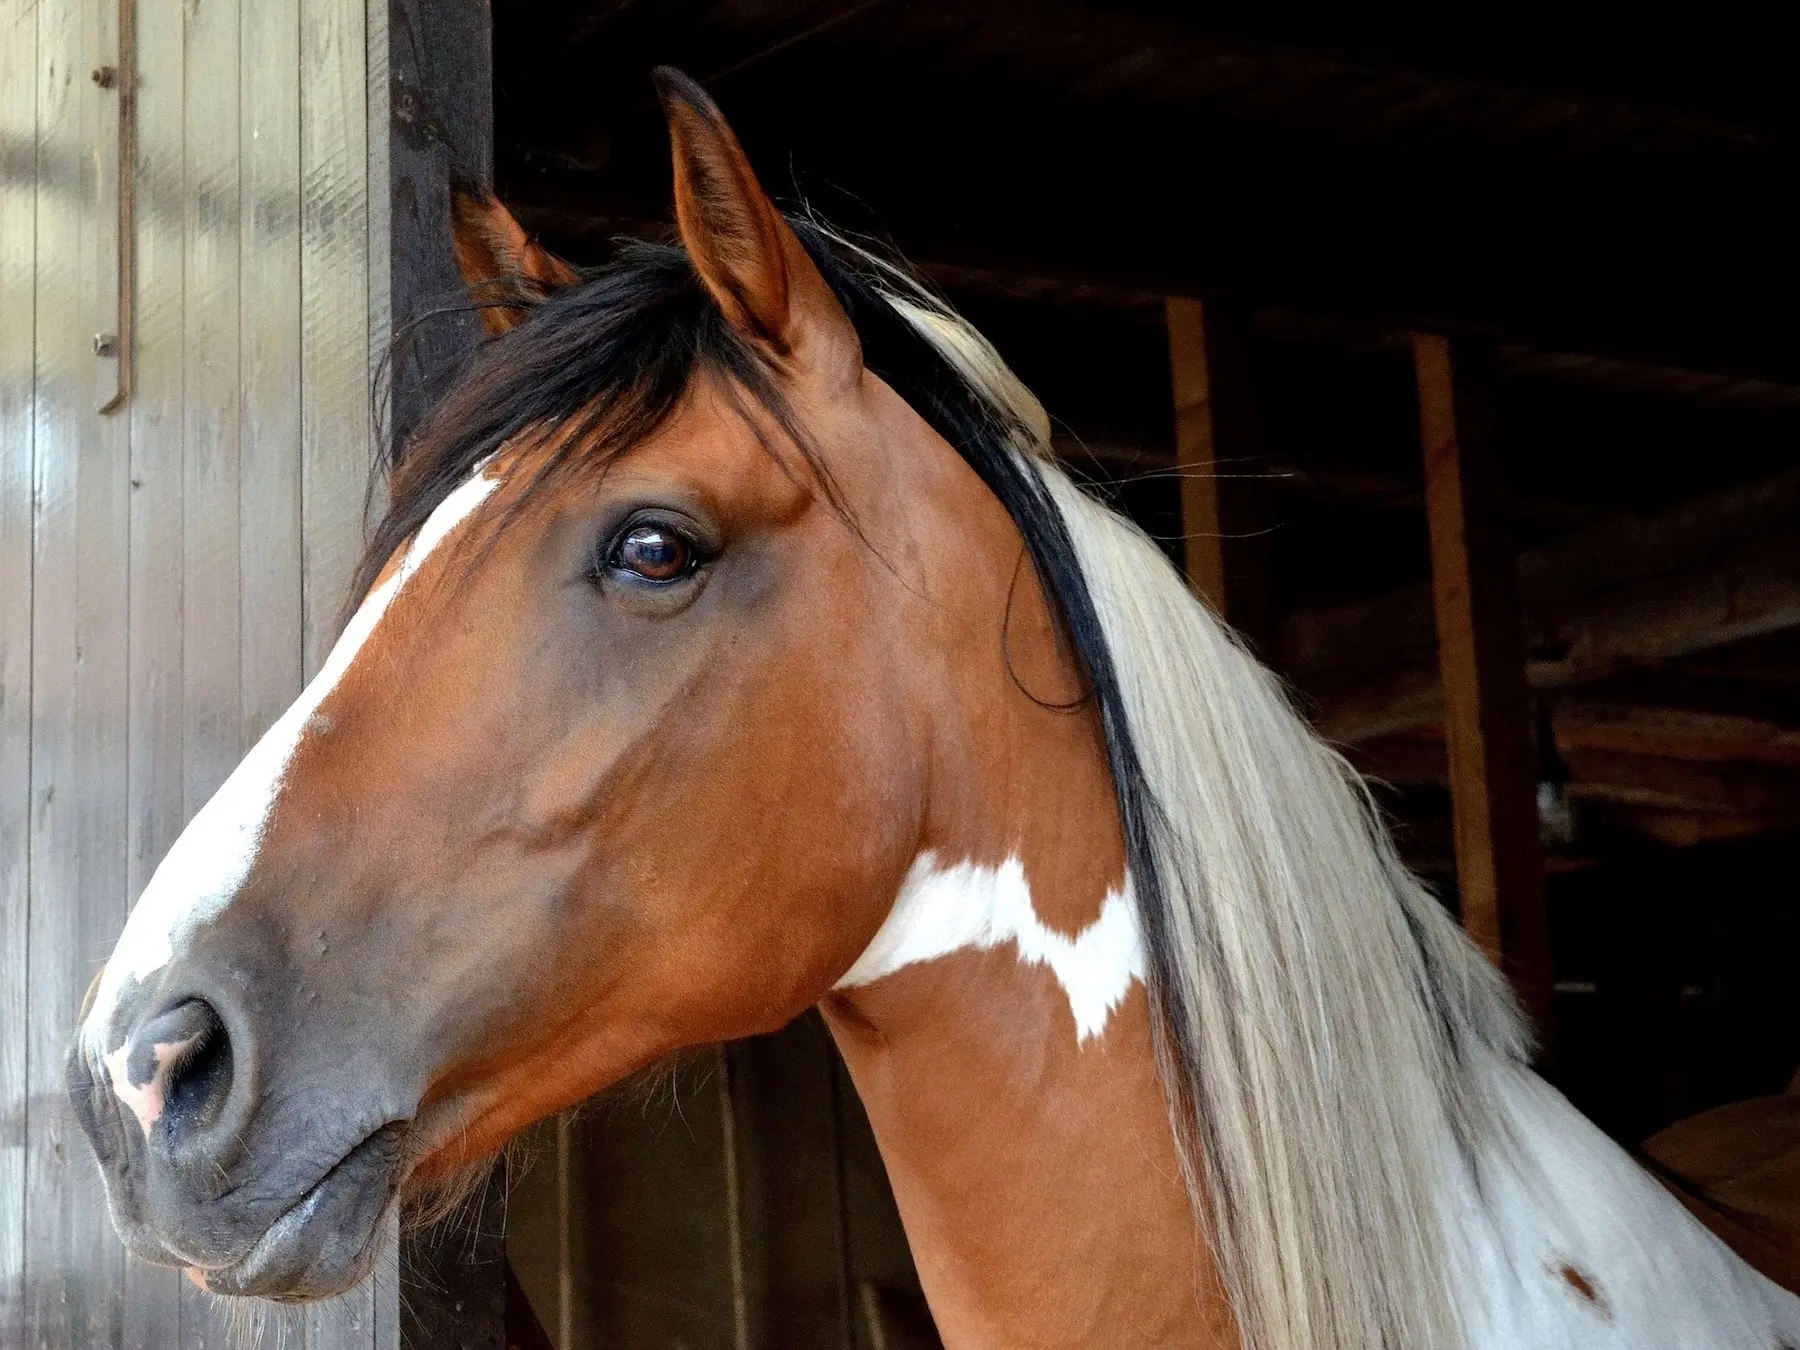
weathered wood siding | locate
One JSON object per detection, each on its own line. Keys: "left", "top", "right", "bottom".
{"left": 0, "top": 0, "right": 393, "bottom": 1343}
{"left": 503, "top": 1014, "right": 938, "bottom": 1350}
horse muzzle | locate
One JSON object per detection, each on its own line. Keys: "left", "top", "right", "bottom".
{"left": 68, "top": 963, "right": 411, "bottom": 1301}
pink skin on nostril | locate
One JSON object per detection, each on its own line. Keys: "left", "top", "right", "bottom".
{"left": 101, "top": 1035, "right": 202, "bottom": 1135}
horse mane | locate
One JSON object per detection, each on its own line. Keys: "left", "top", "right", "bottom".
{"left": 844, "top": 249, "right": 1534, "bottom": 1349}
{"left": 363, "top": 217, "right": 1531, "bottom": 1350}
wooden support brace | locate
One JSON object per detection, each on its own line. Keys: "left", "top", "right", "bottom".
{"left": 1283, "top": 468, "right": 1800, "bottom": 744}
{"left": 1165, "top": 297, "right": 1280, "bottom": 660}
{"left": 1414, "top": 333, "right": 1557, "bottom": 1055}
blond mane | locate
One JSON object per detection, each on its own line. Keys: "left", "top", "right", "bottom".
{"left": 843, "top": 244, "right": 1530, "bottom": 1350}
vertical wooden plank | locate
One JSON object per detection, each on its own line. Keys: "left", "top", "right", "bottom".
{"left": 718, "top": 1049, "right": 752, "bottom": 1350}
{"left": 1413, "top": 332, "right": 1556, "bottom": 1053}
{"left": 240, "top": 0, "right": 305, "bottom": 751}
{"left": 565, "top": 1058, "right": 737, "bottom": 1348}
{"left": 728, "top": 1015, "right": 853, "bottom": 1349}
{"left": 1164, "top": 296, "right": 1279, "bottom": 660}
{"left": 556, "top": 1114, "right": 574, "bottom": 1348}
{"left": 0, "top": 0, "right": 39, "bottom": 1340}
{"left": 120, "top": 0, "right": 188, "bottom": 1337}
{"left": 1166, "top": 297, "right": 1228, "bottom": 613}
{"left": 365, "top": 0, "right": 390, "bottom": 485}
{"left": 300, "top": 0, "right": 371, "bottom": 675}
{"left": 182, "top": 0, "right": 242, "bottom": 796}
{"left": 300, "top": 1271, "right": 391, "bottom": 1350}
{"left": 503, "top": 1117, "right": 571, "bottom": 1341}
{"left": 179, "top": 0, "right": 244, "bottom": 1338}
{"left": 24, "top": 0, "right": 132, "bottom": 1338}
{"left": 372, "top": 1210, "right": 403, "bottom": 1350}
{"left": 300, "top": 0, "right": 386, "bottom": 1343}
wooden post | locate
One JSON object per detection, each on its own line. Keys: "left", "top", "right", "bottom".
{"left": 1165, "top": 297, "right": 1279, "bottom": 660}
{"left": 1413, "top": 333, "right": 1557, "bottom": 1054}
{"left": 387, "top": 0, "right": 495, "bottom": 452}
{"left": 379, "top": 2, "right": 514, "bottom": 1346}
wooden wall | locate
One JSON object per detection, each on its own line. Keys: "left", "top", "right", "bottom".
{"left": 504, "top": 1013, "right": 937, "bottom": 1350}
{"left": 0, "top": 0, "right": 392, "bottom": 1343}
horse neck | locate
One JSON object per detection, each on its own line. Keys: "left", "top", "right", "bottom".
{"left": 804, "top": 422, "right": 1800, "bottom": 1345}
{"left": 819, "top": 667, "right": 1237, "bottom": 1347}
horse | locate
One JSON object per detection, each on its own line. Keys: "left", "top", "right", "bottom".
{"left": 69, "top": 68, "right": 1800, "bottom": 1348}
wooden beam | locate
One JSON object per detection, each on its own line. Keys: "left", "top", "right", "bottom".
{"left": 1551, "top": 702, "right": 1800, "bottom": 768}
{"left": 1414, "top": 333, "right": 1556, "bottom": 1048}
{"left": 1165, "top": 296, "right": 1280, "bottom": 658}
{"left": 1561, "top": 747, "right": 1800, "bottom": 817}
{"left": 1166, "top": 297, "right": 1230, "bottom": 613}
{"left": 1613, "top": 807, "right": 1798, "bottom": 848}
{"left": 1048, "top": 436, "right": 1176, "bottom": 476}
{"left": 1287, "top": 469, "right": 1800, "bottom": 742}
{"left": 1350, "top": 726, "right": 1800, "bottom": 818}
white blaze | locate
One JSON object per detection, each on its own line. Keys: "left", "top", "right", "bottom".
{"left": 835, "top": 852, "right": 1145, "bottom": 1043}
{"left": 83, "top": 469, "right": 503, "bottom": 1058}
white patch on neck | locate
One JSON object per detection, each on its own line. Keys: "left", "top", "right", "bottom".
{"left": 834, "top": 852, "right": 1145, "bottom": 1043}
{"left": 83, "top": 469, "right": 503, "bottom": 1056}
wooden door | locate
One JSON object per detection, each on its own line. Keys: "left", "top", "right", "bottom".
{"left": 0, "top": 0, "right": 390, "bottom": 1343}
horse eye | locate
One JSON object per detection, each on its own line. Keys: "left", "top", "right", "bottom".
{"left": 612, "top": 524, "right": 693, "bottom": 582}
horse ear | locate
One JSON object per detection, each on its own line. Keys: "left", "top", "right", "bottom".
{"left": 450, "top": 185, "right": 581, "bottom": 335}
{"left": 653, "top": 67, "right": 860, "bottom": 385}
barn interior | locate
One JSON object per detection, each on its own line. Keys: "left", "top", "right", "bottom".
{"left": 410, "top": 5, "right": 1800, "bottom": 1348}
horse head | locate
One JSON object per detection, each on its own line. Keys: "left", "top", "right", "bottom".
{"left": 68, "top": 69, "right": 1102, "bottom": 1302}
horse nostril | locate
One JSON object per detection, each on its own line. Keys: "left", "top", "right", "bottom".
{"left": 127, "top": 998, "right": 234, "bottom": 1143}
{"left": 164, "top": 1015, "right": 233, "bottom": 1141}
